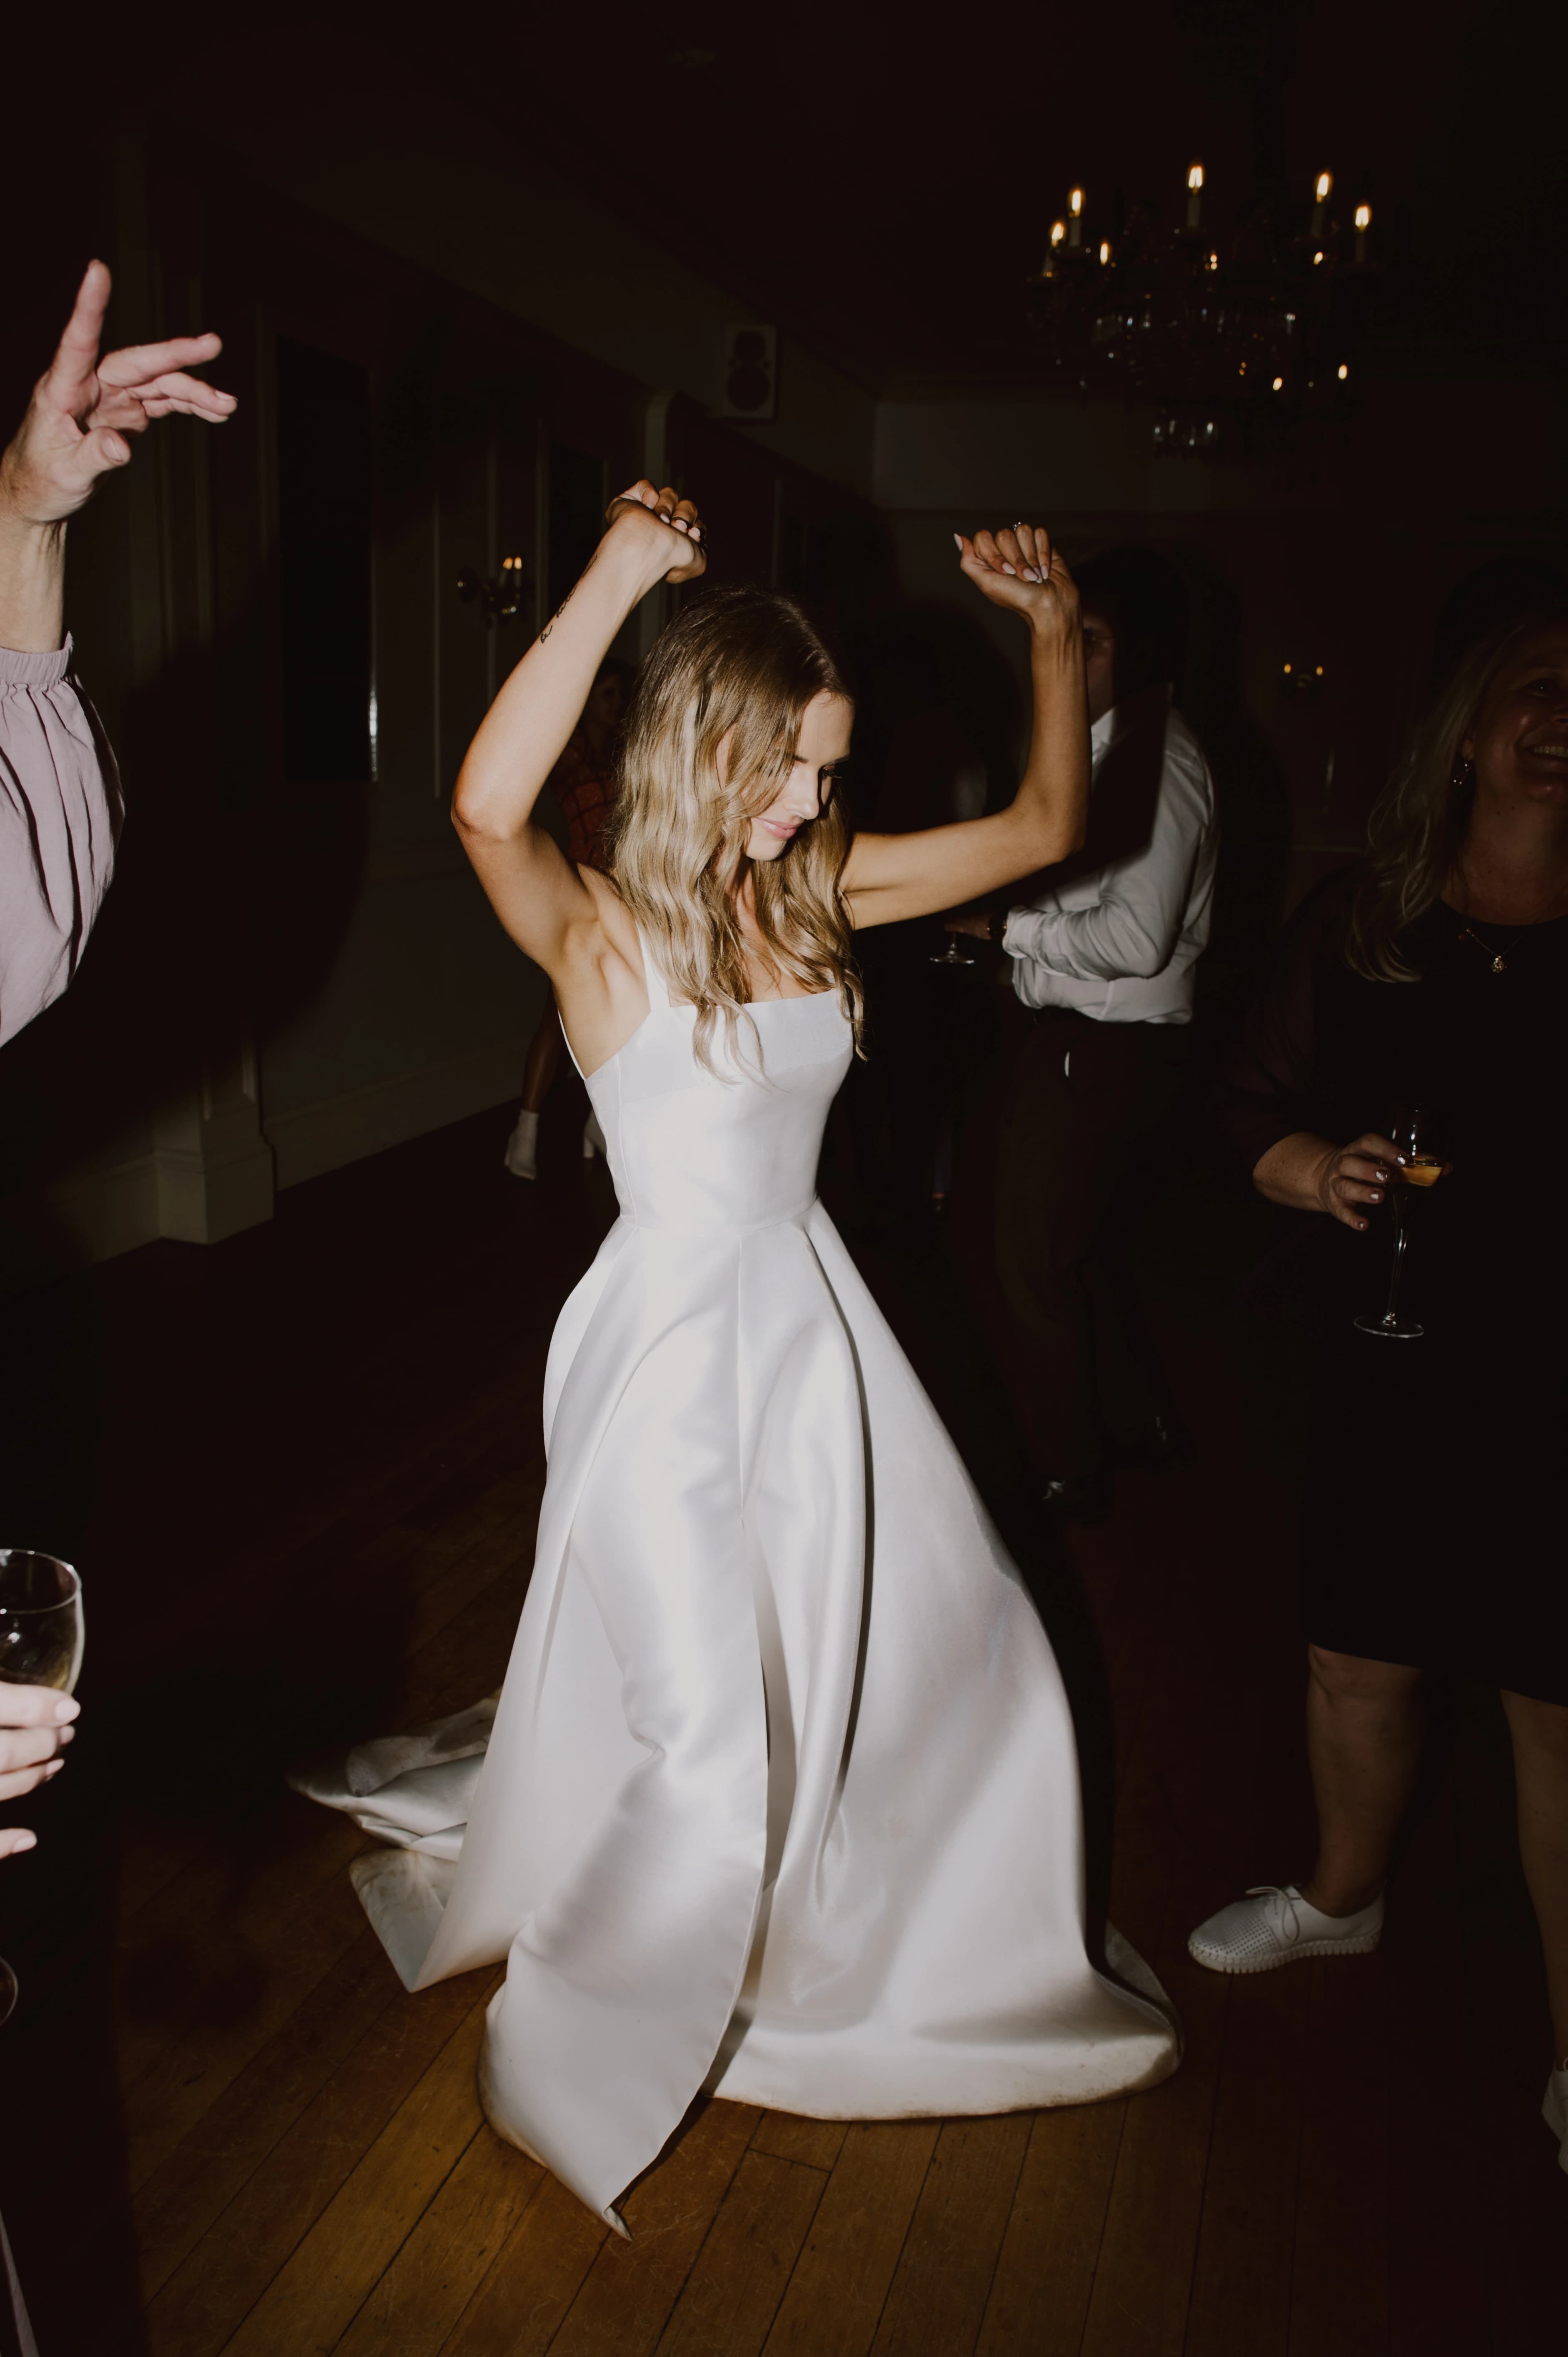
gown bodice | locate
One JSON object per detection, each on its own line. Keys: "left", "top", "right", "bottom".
{"left": 578, "top": 930, "right": 853, "bottom": 1235}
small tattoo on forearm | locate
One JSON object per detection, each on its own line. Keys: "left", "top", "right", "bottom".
{"left": 539, "top": 583, "right": 576, "bottom": 643}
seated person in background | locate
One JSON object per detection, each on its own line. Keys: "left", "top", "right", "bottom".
{"left": 1188, "top": 599, "right": 1568, "bottom": 2179}
{"left": 947, "top": 546, "right": 1218, "bottom": 1522}
{"left": 502, "top": 656, "right": 632, "bottom": 1178}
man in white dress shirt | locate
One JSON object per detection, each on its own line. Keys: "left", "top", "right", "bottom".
{"left": 948, "top": 548, "right": 1217, "bottom": 1523}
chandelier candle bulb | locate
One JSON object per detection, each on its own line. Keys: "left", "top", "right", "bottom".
{"left": 1186, "top": 162, "right": 1204, "bottom": 231}
{"left": 1312, "top": 169, "right": 1332, "bottom": 237}
{"left": 1049, "top": 219, "right": 1066, "bottom": 249}
{"left": 1354, "top": 202, "right": 1371, "bottom": 262}
{"left": 1099, "top": 239, "right": 1112, "bottom": 266}
{"left": 1068, "top": 186, "right": 1084, "bottom": 248}
{"left": 1338, "top": 361, "right": 1349, "bottom": 380}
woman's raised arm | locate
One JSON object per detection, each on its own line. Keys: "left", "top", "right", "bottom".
{"left": 842, "top": 523, "right": 1089, "bottom": 929}
{"left": 451, "top": 481, "right": 704, "bottom": 978}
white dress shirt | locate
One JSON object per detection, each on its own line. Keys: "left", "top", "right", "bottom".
{"left": 1001, "top": 685, "right": 1217, "bottom": 1025}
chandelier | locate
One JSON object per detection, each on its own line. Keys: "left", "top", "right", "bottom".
{"left": 1027, "top": 167, "right": 1379, "bottom": 456}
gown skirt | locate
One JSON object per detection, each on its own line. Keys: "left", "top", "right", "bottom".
{"left": 293, "top": 932, "right": 1180, "bottom": 2229}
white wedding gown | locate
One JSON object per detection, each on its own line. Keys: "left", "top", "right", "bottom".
{"left": 293, "top": 931, "right": 1179, "bottom": 2228}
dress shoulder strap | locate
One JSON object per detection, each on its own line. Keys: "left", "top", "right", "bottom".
{"left": 636, "top": 923, "right": 670, "bottom": 1009}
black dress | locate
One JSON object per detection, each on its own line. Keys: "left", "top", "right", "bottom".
{"left": 1217, "top": 872, "right": 1568, "bottom": 1705}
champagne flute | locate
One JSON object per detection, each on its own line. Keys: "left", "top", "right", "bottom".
{"left": 0, "top": 1551, "right": 86, "bottom": 2023}
{"left": 1353, "top": 1104, "right": 1445, "bottom": 1340}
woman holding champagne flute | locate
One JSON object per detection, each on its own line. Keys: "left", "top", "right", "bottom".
{"left": 1191, "top": 604, "right": 1568, "bottom": 2174}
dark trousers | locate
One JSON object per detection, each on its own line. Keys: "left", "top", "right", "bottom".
{"left": 994, "top": 1008, "right": 1188, "bottom": 1481}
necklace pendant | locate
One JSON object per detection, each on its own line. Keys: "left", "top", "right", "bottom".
{"left": 1492, "top": 954, "right": 1506, "bottom": 974}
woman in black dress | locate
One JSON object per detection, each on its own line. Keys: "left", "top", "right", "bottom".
{"left": 1188, "top": 607, "right": 1568, "bottom": 2174}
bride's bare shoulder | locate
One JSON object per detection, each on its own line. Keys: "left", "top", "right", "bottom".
{"left": 579, "top": 867, "right": 641, "bottom": 970}
{"left": 573, "top": 872, "right": 646, "bottom": 999}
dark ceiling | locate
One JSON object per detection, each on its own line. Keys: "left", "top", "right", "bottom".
{"left": 441, "top": 0, "right": 1560, "bottom": 393}
{"left": 85, "top": 0, "right": 1568, "bottom": 397}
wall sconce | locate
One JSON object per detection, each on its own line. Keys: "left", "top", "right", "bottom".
{"left": 457, "top": 554, "right": 527, "bottom": 628}
{"left": 1280, "top": 660, "right": 1327, "bottom": 702}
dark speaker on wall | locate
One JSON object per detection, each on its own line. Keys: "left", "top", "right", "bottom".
{"left": 716, "top": 325, "right": 778, "bottom": 422}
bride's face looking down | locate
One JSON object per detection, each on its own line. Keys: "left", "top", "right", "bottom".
{"left": 734, "top": 691, "right": 854, "bottom": 865}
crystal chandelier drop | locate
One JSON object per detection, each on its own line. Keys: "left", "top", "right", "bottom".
{"left": 1027, "top": 166, "right": 1380, "bottom": 456}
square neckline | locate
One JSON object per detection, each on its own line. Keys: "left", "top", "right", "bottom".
{"left": 564, "top": 926, "right": 837, "bottom": 1084}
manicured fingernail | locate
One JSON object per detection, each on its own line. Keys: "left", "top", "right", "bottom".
{"left": 10, "top": 1831, "right": 35, "bottom": 1852}
{"left": 43, "top": 1759, "right": 64, "bottom": 1777}
{"left": 53, "top": 1699, "right": 78, "bottom": 1723}
{"left": 1024, "top": 569, "right": 1042, "bottom": 582}
{"left": 1002, "top": 564, "right": 1017, "bottom": 576}
{"left": 953, "top": 534, "right": 964, "bottom": 550}
{"left": 1369, "top": 1190, "right": 1382, "bottom": 1202}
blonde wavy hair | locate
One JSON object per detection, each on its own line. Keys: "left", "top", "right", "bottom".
{"left": 1346, "top": 605, "right": 1568, "bottom": 981}
{"left": 607, "top": 587, "right": 864, "bottom": 1070}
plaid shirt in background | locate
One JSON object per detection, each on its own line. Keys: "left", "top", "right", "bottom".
{"left": 551, "top": 742, "right": 620, "bottom": 873}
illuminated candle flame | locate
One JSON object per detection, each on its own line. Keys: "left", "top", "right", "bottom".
{"left": 1354, "top": 203, "right": 1371, "bottom": 231}
{"left": 1272, "top": 376, "right": 1283, "bottom": 391}
{"left": 1187, "top": 163, "right": 1204, "bottom": 192}
{"left": 1099, "top": 240, "right": 1112, "bottom": 265}
{"left": 1315, "top": 171, "right": 1332, "bottom": 203}
{"left": 1049, "top": 219, "right": 1066, "bottom": 248}
{"left": 1313, "top": 249, "right": 1325, "bottom": 265}
{"left": 1069, "top": 187, "right": 1084, "bottom": 216}
{"left": 1337, "top": 363, "right": 1349, "bottom": 380}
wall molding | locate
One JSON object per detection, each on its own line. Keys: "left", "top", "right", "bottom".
{"left": 264, "top": 1037, "right": 523, "bottom": 1192}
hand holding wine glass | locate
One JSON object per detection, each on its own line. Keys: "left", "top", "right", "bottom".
{"left": 0, "top": 1551, "right": 85, "bottom": 2022}
{"left": 1354, "top": 1104, "right": 1448, "bottom": 1340}
{"left": 0, "top": 1684, "right": 78, "bottom": 1858}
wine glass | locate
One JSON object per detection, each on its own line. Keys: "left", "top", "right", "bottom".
{"left": 0, "top": 1551, "right": 85, "bottom": 2022}
{"left": 930, "top": 928, "right": 976, "bottom": 968}
{"left": 1353, "top": 1104, "right": 1445, "bottom": 1340}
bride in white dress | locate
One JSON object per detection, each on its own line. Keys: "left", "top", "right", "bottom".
{"left": 294, "top": 481, "right": 1180, "bottom": 2229}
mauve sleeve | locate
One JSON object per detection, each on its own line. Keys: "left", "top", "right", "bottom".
{"left": 0, "top": 636, "right": 123, "bottom": 1049}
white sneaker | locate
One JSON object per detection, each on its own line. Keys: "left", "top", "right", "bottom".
{"left": 503, "top": 1109, "right": 539, "bottom": 1180}
{"left": 1543, "top": 2063, "right": 1568, "bottom": 2174}
{"left": 582, "top": 1111, "right": 607, "bottom": 1162}
{"left": 1187, "top": 1883, "right": 1385, "bottom": 1975}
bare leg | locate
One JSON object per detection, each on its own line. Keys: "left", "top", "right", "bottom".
{"left": 521, "top": 997, "right": 563, "bottom": 1115}
{"left": 1299, "top": 1645, "right": 1426, "bottom": 1917}
{"left": 1501, "top": 1691, "right": 1568, "bottom": 2063}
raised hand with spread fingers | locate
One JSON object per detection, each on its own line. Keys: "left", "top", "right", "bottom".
{"left": 0, "top": 259, "right": 236, "bottom": 650}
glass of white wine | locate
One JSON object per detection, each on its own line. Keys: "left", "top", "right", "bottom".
{"left": 0, "top": 1551, "right": 85, "bottom": 2024}
{"left": 1354, "top": 1104, "right": 1446, "bottom": 1340}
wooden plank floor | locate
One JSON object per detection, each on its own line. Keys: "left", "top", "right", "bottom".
{"left": 0, "top": 1099, "right": 1559, "bottom": 2355}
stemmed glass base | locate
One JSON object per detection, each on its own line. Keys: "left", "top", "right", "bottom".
{"left": 1353, "top": 1309, "right": 1425, "bottom": 1340}
{"left": 929, "top": 936, "right": 976, "bottom": 968}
